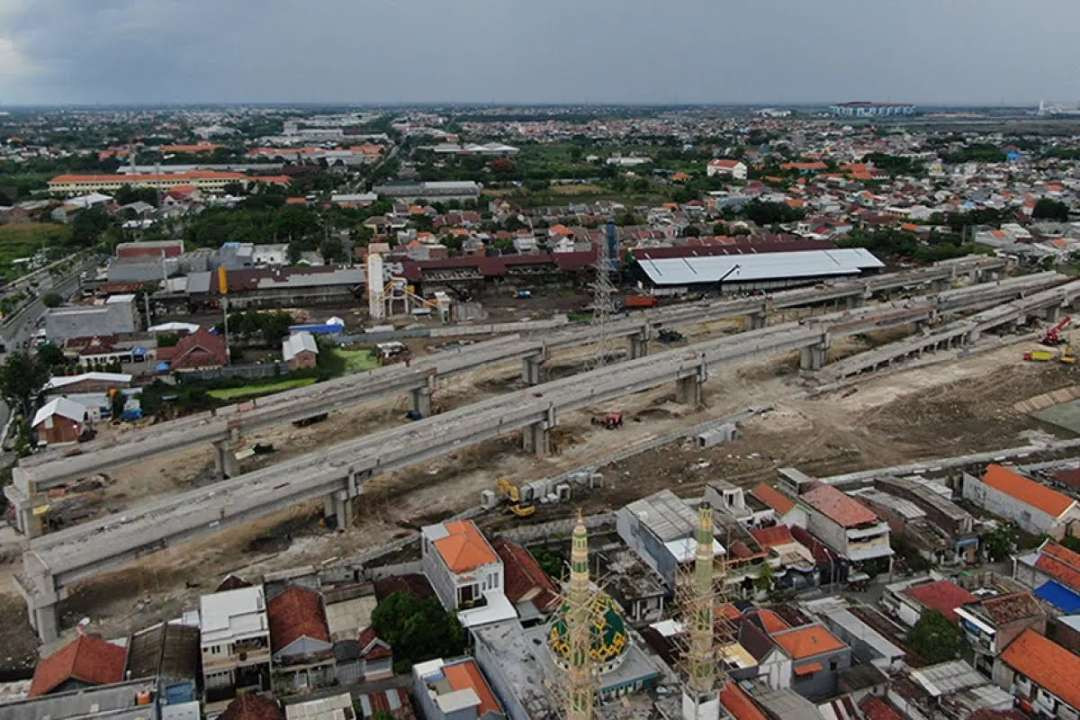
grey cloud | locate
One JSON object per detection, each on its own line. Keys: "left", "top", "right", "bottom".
{"left": 0, "top": 0, "right": 1078, "bottom": 105}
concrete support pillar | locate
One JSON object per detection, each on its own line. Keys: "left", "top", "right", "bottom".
{"left": 410, "top": 385, "right": 432, "bottom": 417}
{"left": 522, "top": 421, "right": 550, "bottom": 458}
{"left": 323, "top": 494, "right": 335, "bottom": 518}
{"left": 334, "top": 492, "right": 353, "bottom": 530}
{"left": 799, "top": 336, "right": 830, "bottom": 371}
{"left": 846, "top": 294, "right": 866, "bottom": 310}
{"left": 629, "top": 332, "right": 650, "bottom": 359}
{"left": 522, "top": 406, "right": 556, "bottom": 458}
{"left": 1046, "top": 305, "right": 1063, "bottom": 323}
{"left": 30, "top": 602, "right": 59, "bottom": 644}
{"left": 675, "top": 375, "right": 702, "bottom": 406}
{"left": 521, "top": 352, "right": 545, "bottom": 386}
{"left": 748, "top": 312, "right": 767, "bottom": 330}
{"left": 213, "top": 439, "right": 239, "bottom": 479}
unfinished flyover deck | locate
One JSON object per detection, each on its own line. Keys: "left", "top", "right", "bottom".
{"left": 815, "top": 274, "right": 1079, "bottom": 383}
{"left": 6, "top": 255, "right": 1010, "bottom": 538}
{"left": 19, "top": 277, "right": 1075, "bottom": 643}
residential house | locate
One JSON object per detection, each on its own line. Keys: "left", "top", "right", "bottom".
{"left": 267, "top": 585, "right": 335, "bottom": 693}
{"left": 357, "top": 627, "right": 394, "bottom": 681}
{"left": 994, "top": 628, "right": 1080, "bottom": 720}
{"left": 798, "top": 483, "right": 892, "bottom": 574}
{"left": 412, "top": 656, "right": 505, "bottom": 720}
{"left": 46, "top": 294, "right": 139, "bottom": 343}
{"left": 1014, "top": 540, "right": 1080, "bottom": 612}
{"left": 616, "top": 489, "right": 724, "bottom": 588}
{"left": 282, "top": 332, "right": 319, "bottom": 370}
{"left": 421, "top": 520, "right": 515, "bottom": 630}
{"left": 31, "top": 397, "right": 90, "bottom": 446}
{"left": 954, "top": 591, "right": 1046, "bottom": 675}
{"left": 882, "top": 577, "right": 977, "bottom": 626}
{"left": 491, "top": 537, "right": 560, "bottom": 624}
{"left": 220, "top": 693, "right": 284, "bottom": 720}
{"left": 199, "top": 586, "right": 272, "bottom": 712}
{"left": 708, "top": 159, "right": 749, "bottom": 180}
{"left": 963, "top": 464, "right": 1080, "bottom": 539}
{"left": 159, "top": 327, "right": 229, "bottom": 371}
{"left": 750, "top": 483, "right": 806, "bottom": 527}
{"left": 28, "top": 633, "right": 127, "bottom": 697}
{"left": 770, "top": 623, "right": 852, "bottom": 699}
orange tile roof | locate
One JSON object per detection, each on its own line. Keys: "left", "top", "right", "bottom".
{"left": 29, "top": 634, "right": 127, "bottom": 697}
{"left": 1000, "top": 629, "right": 1080, "bottom": 711}
{"left": 983, "top": 464, "right": 1075, "bottom": 518}
{"left": 752, "top": 483, "right": 795, "bottom": 515}
{"left": 772, "top": 624, "right": 846, "bottom": 660}
{"left": 793, "top": 661, "right": 823, "bottom": 676}
{"left": 160, "top": 142, "right": 220, "bottom": 154}
{"left": 1035, "top": 542, "right": 1080, "bottom": 591}
{"left": 433, "top": 520, "right": 498, "bottom": 573}
{"left": 444, "top": 660, "right": 500, "bottom": 716}
{"left": 718, "top": 680, "right": 767, "bottom": 720}
{"left": 756, "top": 609, "right": 791, "bottom": 634}
{"left": 717, "top": 602, "right": 742, "bottom": 621}
{"left": 50, "top": 170, "right": 288, "bottom": 186}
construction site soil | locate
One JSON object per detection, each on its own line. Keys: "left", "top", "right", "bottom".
{"left": 2, "top": 321, "right": 1077, "bottom": 667}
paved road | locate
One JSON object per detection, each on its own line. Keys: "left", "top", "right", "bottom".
{"left": 0, "top": 260, "right": 94, "bottom": 453}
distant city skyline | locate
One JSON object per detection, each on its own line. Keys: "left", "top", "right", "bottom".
{"left": 0, "top": 0, "right": 1078, "bottom": 106}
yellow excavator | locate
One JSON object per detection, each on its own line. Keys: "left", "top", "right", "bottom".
{"left": 495, "top": 477, "right": 536, "bottom": 518}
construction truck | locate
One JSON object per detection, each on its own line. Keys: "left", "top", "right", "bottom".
{"left": 1023, "top": 345, "right": 1076, "bottom": 364}
{"left": 495, "top": 477, "right": 536, "bottom": 518}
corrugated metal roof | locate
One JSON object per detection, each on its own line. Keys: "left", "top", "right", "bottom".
{"left": 625, "top": 489, "right": 698, "bottom": 542}
{"left": 637, "top": 248, "right": 883, "bottom": 286}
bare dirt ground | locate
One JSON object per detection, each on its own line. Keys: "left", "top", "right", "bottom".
{"left": 3, "top": 325, "right": 1075, "bottom": 664}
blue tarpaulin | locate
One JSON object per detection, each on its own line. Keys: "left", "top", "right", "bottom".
{"left": 1035, "top": 580, "right": 1080, "bottom": 613}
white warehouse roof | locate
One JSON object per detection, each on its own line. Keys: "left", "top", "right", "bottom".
{"left": 637, "top": 248, "right": 884, "bottom": 287}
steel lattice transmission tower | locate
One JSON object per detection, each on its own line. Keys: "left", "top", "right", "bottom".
{"left": 588, "top": 222, "right": 619, "bottom": 369}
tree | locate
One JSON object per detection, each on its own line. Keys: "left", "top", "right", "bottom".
{"left": 41, "top": 292, "right": 63, "bottom": 308}
{"left": 0, "top": 351, "right": 49, "bottom": 421}
{"left": 907, "top": 610, "right": 968, "bottom": 663}
{"left": 371, "top": 592, "right": 466, "bottom": 673}
{"left": 1033, "top": 198, "right": 1070, "bottom": 222}
{"left": 983, "top": 523, "right": 1017, "bottom": 562}
{"left": 110, "top": 390, "right": 126, "bottom": 420}
{"left": 755, "top": 561, "right": 774, "bottom": 592}
{"left": 35, "top": 342, "right": 67, "bottom": 370}
{"left": 319, "top": 235, "right": 345, "bottom": 265}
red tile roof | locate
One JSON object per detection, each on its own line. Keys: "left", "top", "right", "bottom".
{"left": 718, "top": 680, "right": 767, "bottom": 720}
{"left": 752, "top": 483, "right": 796, "bottom": 515}
{"left": 492, "top": 537, "right": 560, "bottom": 613}
{"left": 859, "top": 695, "right": 904, "bottom": 720}
{"left": 220, "top": 693, "right": 284, "bottom": 720}
{"left": 161, "top": 327, "right": 228, "bottom": 370}
{"left": 771, "top": 624, "right": 846, "bottom": 660}
{"left": 754, "top": 609, "right": 791, "bottom": 634}
{"left": 358, "top": 626, "right": 392, "bottom": 661}
{"left": 29, "top": 633, "right": 127, "bottom": 697}
{"left": 750, "top": 524, "right": 797, "bottom": 548}
{"left": 1000, "top": 629, "right": 1080, "bottom": 711}
{"left": 1034, "top": 542, "right": 1080, "bottom": 592}
{"left": 793, "top": 661, "right": 823, "bottom": 676}
{"left": 983, "top": 464, "right": 1075, "bottom": 518}
{"left": 902, "top": 580, "right": 978, "bottom": 623}
{"left": 801, "top": 484, "right": 878, "bottom": 527}
{"left": 267, "top": 586, "right": 330, "bottom": 654}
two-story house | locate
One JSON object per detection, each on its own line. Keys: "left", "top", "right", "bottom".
{"left": 421, "top": 520, "right": 515, "bottom": 630}
{"left": 955, "top": 592, "right": 1046, "bottom": 676}
{"left": 963, "top": 464, "right": 1080, "bottom": 539}
{"left": 995, "top": 629, "right": 1080, "bottom": 720}
{"left": 798, "top": 483, "right": 892, "bottom": 576}
{"left": 267, "top": 585, "right": 335, "bottom": 693}
{"left": 199, "top": 586, "right": 272, "bottom": 713}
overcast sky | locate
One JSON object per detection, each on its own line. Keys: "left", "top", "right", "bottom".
{"left": 1, "top": 0, "right": 1078, "bottom": 106}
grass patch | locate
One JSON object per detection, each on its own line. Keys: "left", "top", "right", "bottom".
{"left": 0, "top": 223, "right": 72, "bottom": 278}
{"left": 208, "top": 377, "right": 316, "bottom": 401}
{"left": 331, "top": 348, "right": 379, "bottom": 373}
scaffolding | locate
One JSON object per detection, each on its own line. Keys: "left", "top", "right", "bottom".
{"left": 675, "top": 503, "right": 735, "bottom": 720}
{"left": 588, "top": 223, "right": 618, "bottom": 369}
